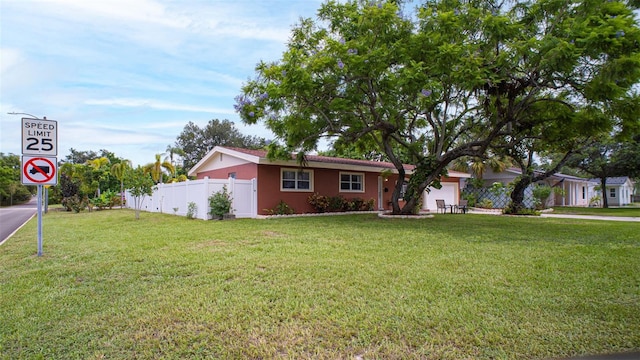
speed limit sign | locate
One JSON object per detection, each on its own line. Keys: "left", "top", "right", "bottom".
{"left": 22, "top": 117, "right": 58, "bottom": 156}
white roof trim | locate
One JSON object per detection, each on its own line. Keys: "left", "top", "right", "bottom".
{"left": 187, "top": 146, "right": 261, "bottom": 176}
{"left": 189, "top": 146, "right": 472, "bottom": 179}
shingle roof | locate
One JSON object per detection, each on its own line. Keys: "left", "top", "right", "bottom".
{"left": 225, "top": 147, "right": 411, "bottom": 171}
{"left": 590, "top": 176, "right": 631, "bottom": 185}
{"left": 189, "top": 146, "right": 470, "bottom": 178}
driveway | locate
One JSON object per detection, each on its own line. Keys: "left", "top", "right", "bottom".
{"left": 0, "top": 197, "right": 38, "bottom": 245}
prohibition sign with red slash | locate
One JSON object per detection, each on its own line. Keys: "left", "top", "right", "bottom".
{"left": 22, "top": 156, "right": 58, "bottom": 185}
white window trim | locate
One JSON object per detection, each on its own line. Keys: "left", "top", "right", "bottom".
{"left": 339, "top": 171, "right": 365, "bottom": 193}
{"left": 609, "top": 187, "right": 616, "bottom": 198}
{"left": 280, "top": 168, "right": 314, "bottom": 192}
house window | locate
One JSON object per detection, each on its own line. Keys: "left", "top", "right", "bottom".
{"left": 281, "top": 169, "right": 313, "bottom": 191}
{"left": 340, "top": 172, "right": 364, "bottom": 192}
{"left": 609, "top": 188, "right": 616, "bottom": 198}
{"left": 582, "top": 186, "right": 586, "bottom": 200}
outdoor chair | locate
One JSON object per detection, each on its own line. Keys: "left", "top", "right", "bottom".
{"left": 436, "top": 199, "right": 450, "bottom": 214}
{"left": 457, "top": 199, "right": 468, "bottom": 214}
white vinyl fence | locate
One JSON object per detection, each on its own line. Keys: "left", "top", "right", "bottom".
{"left": 125, "top": 177, "right": 257, "bottom": 219}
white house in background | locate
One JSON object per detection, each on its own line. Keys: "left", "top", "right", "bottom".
{"left": 481, "top": 168, "right": 598, "bottom": 207}
{"left": 590, "top": 177, "right": 635, "bottom": 206}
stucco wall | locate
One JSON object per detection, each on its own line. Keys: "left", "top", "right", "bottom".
{"left": 196, "top": 163, "right": 258, "bottom": 180}
{"left": 257, "top": 164, "right": 383, "bottom": 214}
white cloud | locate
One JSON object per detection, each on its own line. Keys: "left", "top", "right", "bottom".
{"left": 84, "top": 98, "right": 235, "bottom": 114}
{"left": 0, "top": 48, "right": 23, "bottom": 74}
{"left": 0, "top": 0, "right": 323, "bottom": 165}
{"left": 35, "top": 0, "right": 190, "bottom": 29}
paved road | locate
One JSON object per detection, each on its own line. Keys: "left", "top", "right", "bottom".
{"left": 0, "top": 197, "right": 37, "bottom": 244}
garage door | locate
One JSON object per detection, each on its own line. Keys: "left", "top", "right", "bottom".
{"left": 423, "top": 183, "right": 459, "bottom": 212}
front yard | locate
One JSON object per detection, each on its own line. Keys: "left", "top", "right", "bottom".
{"left": 1, "top": 210, "right": 638, "bottom": 359}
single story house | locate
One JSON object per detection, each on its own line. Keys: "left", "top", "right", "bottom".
{"left": 480, "top": 168, "right": 598, "bottom": 207}
{"left": 590, "top": 176, "right": 635, "bottom": 206}
{"left": 188, "top": 146, "right": 470, "bottom": 215}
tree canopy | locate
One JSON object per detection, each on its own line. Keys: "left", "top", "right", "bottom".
{"left": 174, "top": 119, "right": 267, "bottom": 170}
{"left": 236, "top": 0, "right": 640, "bottom": 214}
{"left": 565, "top": 136, "right": 640, "bottom": 207}
{"left": 0, "top": 153, "right": 33, "bottom": 206}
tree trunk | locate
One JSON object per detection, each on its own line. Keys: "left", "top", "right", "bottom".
{"left": 600, "top": 177, "right": 609, "bottom": 208}
{"left": 120, "top": 181, "right": 125, "bottom": 209}
{"left": 509, "top": 176, "right": 532, "bottom": 214}
{"left": 390, "top": 186, "right": 402, "bottom": 214}
{"left": 401, "top": 196, "right": 420, "bottom": 215}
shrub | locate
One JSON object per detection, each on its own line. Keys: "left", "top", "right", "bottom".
{"left": 186, "top": 202, "right": 197, "bottom": 219}
{"left": 327, "top": 195, "right": 346, "bottom": 212}
{"left": 489, "top": 182, "right": 506, "bottom": 196}
{"left": 209, "top": 186, "right": 233, "bottom": 219}
{"left": 90, "top": 190, "right": 119, "bottom": 210}
{"left": 63, "top": 195, "right": 88, "bottom": 213}
{"left": 532, "top": 184, "right": 552, "bottom": 210}
{"left": 504, "top": 203, "right": 540, "bottom": 215}
{"left": 310, "top": 194, "right": 376, "bottom": 213}
{"left": 365, "top": 198, "right": 375, "bottom": 211}
{"left": 461, "top": 192, "right": 477, "bottom": 207}
{"left": 478, "top": 199, "right": 493, "bottom": 209}
{"left": 308, "top": 193, "right": 329, "bottom": 212}
{"left": 346, "top": 197, "right": 363, "bottom": 211}
{"left": 264, "top": 200, "right": 295, "bottom": 215}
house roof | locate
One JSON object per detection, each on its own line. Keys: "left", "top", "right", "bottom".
{"left": 494, "top": 167, "right": 596, "bottom": 183}
{"left": 590, "top": 176, "right": 633, "bottom": 186}
{"left": 188, "top": 146, "right": 471, "bottom": 178}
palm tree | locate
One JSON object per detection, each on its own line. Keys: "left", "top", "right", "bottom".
{"left": 165, "top": 145, "right": 185, "bottom": 180}
{"left": 111, "top": 160, "right": 131, "bottom": 208}
{"left": 86, "top": 157, "right": 111, "bottom": 196}
{"left": 452, "top": 155, "right": 511, "bottom": 188}
{"left": 144, "top": 154, "right": 175, "bottom": 184}
{"left": 87, "top": 156, "right": 110, "bottom": 170}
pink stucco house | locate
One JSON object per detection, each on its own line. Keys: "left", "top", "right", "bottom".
{"left": 188, "top": 146, "right": 470, "bottom": 215}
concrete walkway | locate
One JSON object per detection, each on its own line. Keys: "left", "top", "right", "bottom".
{"left": 539, "top": 213, "right": 640, "bottom": 222}
{"left": 466, "top": 208, "right": 640, "bottom": 222}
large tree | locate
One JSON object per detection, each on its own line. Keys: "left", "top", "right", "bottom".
{"left": 62, "top": 148, "right": 98, "bottom": 164}
{"left": 493, "top": 103, "right": 603, "bottom": 213}
{"left": 567, "top": 137, "right": 640, "bottom": 207}
{"left": 175, "top": 119, "right": 267, "bottom": 170}
{"left": 235, "top": 0, "right": 640, "bottom": 214}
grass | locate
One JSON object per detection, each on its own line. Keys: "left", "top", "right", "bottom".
{"left": 1, "top": 210, "right": 639, "bottom": 359}
{"left": 550, "top": 204, "right": 640, "bottom": 217}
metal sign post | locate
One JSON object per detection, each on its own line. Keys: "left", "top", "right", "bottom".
{"left": 14, "top": 114, "right": 58, "bottom": 257}
{"left": 37, "top": 185, "right": 43, "bottom": 256}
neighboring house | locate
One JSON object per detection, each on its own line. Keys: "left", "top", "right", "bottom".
{"left": 480, "top": 168, "right": 597, "bottom": 207}
{"left": 590, "top": 177, "right": 635, "bottom": 206}
{"left": 188, "top": 146, "right": 470, "bottom": 215}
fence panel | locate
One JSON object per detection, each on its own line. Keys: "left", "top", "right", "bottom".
{"left": 125, "top": 178, "right": 257, "bottom": 219}
{"left": 463, "top": 185, "right": 535, "bottom": 209}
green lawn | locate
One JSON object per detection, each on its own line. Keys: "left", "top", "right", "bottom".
{"left": 1, "top": 210, "right": 639, "bottom": 359}
{"left": 550, "top": 205, "right": 640, "bottom": 217}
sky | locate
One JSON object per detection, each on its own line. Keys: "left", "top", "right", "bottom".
{"left": 1, "top": 0, "right": 323, "bottom": 166}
